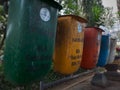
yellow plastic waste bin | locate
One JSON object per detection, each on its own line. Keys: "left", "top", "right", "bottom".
{"left": 54, "top": 15, "right": 87, "bottom": 75}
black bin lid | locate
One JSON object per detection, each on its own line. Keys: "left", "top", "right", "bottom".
{"left": 0, "top": 0, "right": 8, "bottom": 5}
{"left": 0, "top": 0, "right": 62, "bottom": 10}
{"left": 41, "top": 0, "right": 62, "bottom": 10}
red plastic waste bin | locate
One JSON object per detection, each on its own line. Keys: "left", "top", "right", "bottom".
{"left": 80, "top": 27, "right": 104, "bottom": 69}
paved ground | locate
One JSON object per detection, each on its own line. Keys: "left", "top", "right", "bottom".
{"left": 68, "top": 72, "right": 120, "bottom": 90}
{"left": 69, "top": 78, "right": 120, "bottom": 90}
{"left": 45, "top": 72, "right": 94, "bottom": 90}
{"left": 46, "top": 70, "right": 120, "bottom": 90}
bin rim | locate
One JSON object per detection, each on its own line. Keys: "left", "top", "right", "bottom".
{"left": 85, "top": 27, "right": 105, "bottom": 32}
{"left": 58, "top": 15, "right": 87, "bottom": 23}
{"left": 110, "top": 34, "right": 117, "bottom": 39}
{"left": 41, "top": 0, "right": 62, "bottom": 10}
{"left": 102, "top": 34, "right": 111, "bottom": 36}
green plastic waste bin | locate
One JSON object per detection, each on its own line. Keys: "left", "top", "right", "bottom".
{"left": 4, "top": 0, "right": 62, "bottom": 85}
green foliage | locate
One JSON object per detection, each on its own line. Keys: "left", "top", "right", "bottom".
{"left": 82, "top": 0, "right": 104, "bottom": 27}
{"left": 100, "top": 7, "right": 116, "bottom": 29}
{"left": 0, "top": 6, "right": 4, "bottom": 16}
{"left": 0, "top": 5, "right": 7, "bottom": 31}
{"left": 91, "top": 4, "right": 104, "bottom": 26}
{"left": 58, "top": 0, "right": 107, "bottom": 27}
{"left": 59, "top": 0, "right": 86, "bottom": 18}
{"left": 0, "top": 5, "right": 7, "bottom": 50}
{"left": 63, "top": 0, "right": 78, "bottom": 14}
{"left": 117, "top": 11, "right": 120, "bottom": 20}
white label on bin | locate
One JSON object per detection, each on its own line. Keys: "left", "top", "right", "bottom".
{"left": 78, "top": 23, "right": 82, "bottom": 33}
{"left": 98, "top": 32, "right": 101, "bottom": 40}
{"left": 40, "top": 8, "right": 50, "bottom": 22}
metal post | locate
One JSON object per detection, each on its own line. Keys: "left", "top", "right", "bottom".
{"left": 40, "top": 81, "right": 44, "bottom": 90}
{"left": 17, "top": 87, "right": 21, "bottom": 90}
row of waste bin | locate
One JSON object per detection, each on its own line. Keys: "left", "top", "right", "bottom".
{"left": 4, "top": 0, "right": 117, "bottom": 85}
{"left": 54, "top": 15, "right": 117, "bottom": 75}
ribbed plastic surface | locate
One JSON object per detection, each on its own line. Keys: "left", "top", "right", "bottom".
{"left": 54, "top": 15, "right": 87, "bottom": 75}
{"left": 107, "top": 38, "right": 117, "bottom": 64}
{"left": 4, "top": 0, "right": 61, "bottom": 85}
{"left": 97, "top": 35, "right": 110, "bottom": 67}
{"left": 81, "top": 27, "right": 103, "bottom": 69}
